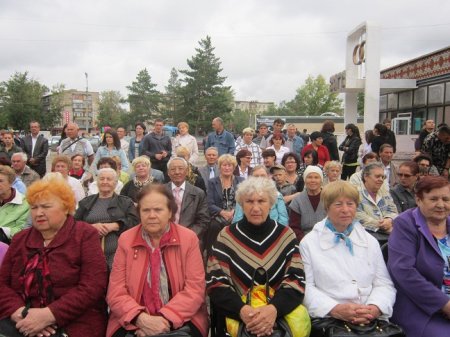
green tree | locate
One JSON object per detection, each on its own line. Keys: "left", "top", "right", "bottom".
{"left": 357, "top": 92, "right": 365, "bottom": 116}
{"left": 178, "top": 36, "right": 234, "bottom": 135}
{"left": 126, "top": 68, "right": 161, "bottom": 127}
{"left": 97, "top": 90, "right": 126, "bottom": 128}
{"left": 42, "top": 83, "right": 66, "bottom": 130}
{"left": 287, "top": 75, "right": 343, "bottom": 116}
{"left": 0, "top": 72, "right": 48, "bottom": 131}
{"left": 164, "top": 67, "right": 183, "bottom": 124}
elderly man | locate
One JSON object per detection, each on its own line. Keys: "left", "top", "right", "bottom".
{"left": 166, "top": 157, "right": 210, "bottom": 245}
{"left": 58, "top": 122, "right": 95, "bottom": 166}
{"left": 20, "top": 121, "right": 49, "bottom": 177}
{"left": 285, "top": 123, "right": 304, "bottom": 157}
{"left": 234, "top": 127, "right": 262, "bottom": 167}
{"left": 198, "top": 147, "right": 219, "bottom": 183}
{"left": 205, "top": 117, "right": 235, "bottom": 156}
{"left": 11, "top": 152, "right": 40, "bottom": 187}
{"left": 379, "top": 144, "right": 399, "bottom": 189}
{"left": 141, "top": 118, "right": 172, "bottom": 179}
{"left": 421, "top": 124, "right": 450, "bottom": 177}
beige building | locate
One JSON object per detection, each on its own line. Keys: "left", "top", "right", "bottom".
{"left": 43, "top": 89, "right": 99, "bottom": 132}
{"left": 233, "top": 100, "right": 274, "bottom": 114}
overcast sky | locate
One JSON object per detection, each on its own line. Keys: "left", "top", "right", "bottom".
{"left": 1, "top": 0, "right": 449, "bottom": 105}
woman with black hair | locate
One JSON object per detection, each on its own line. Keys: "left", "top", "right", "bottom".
{"left": 92, "top": 129, "right": 129, "bottom": 172}
{"left": 320, "top": 120, "right": 339, "bottom": 161}
{"left": 371, "top": 123, "right": 389, "bottom": 154}
{"left": 339, "top": 123, "right": 362, "bottom": 180}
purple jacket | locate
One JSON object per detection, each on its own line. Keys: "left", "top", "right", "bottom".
{"left": 388, "top": 208, "right": 450, "bottom": 337}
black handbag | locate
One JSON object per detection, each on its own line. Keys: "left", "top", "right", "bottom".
{"left": 311, "top": 317, "right": 404, "bottom": 337}
{"left": 124, "top": 325, "right": 192, "bottom": 337}
{"left": 235, "top": 267, "right": 292, "bottom": 337}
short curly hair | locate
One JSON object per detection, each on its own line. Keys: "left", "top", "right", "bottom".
{"left": 27, "top": 175, "right": 76, "bottom": 215}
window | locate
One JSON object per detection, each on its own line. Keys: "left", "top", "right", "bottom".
{"left": 428, "top": 84, "right": 444, "bottom": 105}
{"left": 380, "top": 95, "right": 387, "bottom": 111}
{"left": 445, "top": 82, "right": 450, "bottom": 103}
{"left": 387, "top": 93, "right": 398, "bottom": 110}
{"left": 414, "top": 87, "right": 427, "bottom": 106}
{"left": 399, "top": 91, "right": 413, "bottom": 109}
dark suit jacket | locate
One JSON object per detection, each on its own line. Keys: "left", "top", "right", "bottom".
{"left": 207, "top": 176, "right": 244, "bottom": 216}
{"left": 21, "top": 134, "right": 49, "bottom": 177}
{"left": 166, "top": 182, "right": 210, "bottom": 240}
{"left": 198, "top": 164, "right": 219, "bottom": 186}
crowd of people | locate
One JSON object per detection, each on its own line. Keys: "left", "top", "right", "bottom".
{"left": 0, "top": 116, "right": 449, "bottom": 337}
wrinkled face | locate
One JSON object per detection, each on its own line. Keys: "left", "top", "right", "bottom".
{"left": 326, "top": 167, "right": 341, "bottom": 182}
{"left": 139, "top": 192, "right": 172, "bottom": 237}
{"left": 243, "top": 133, "right": 253, "bottom": 144}
{"left": 212, "top": 119, "right": 222, "bottom": 131}
{"left": 31, "top": 196, "right": 68, "bottom": 233}
{"left": 205, "top": 150, "right": 218, "bottom": 165}
{"left": 272, "top": 169, "right": 286, "bottom": 185}
{"left": 398, "top": 166, "right": 418, "bottom": 189}
{"left": 30, "top": 122, "right": 40, "bottom": 136}
{"left": 379, "top": 147, "right": 394, "bottom": 164}
{"left": 134, "top": 163, "right": 150, "bottom": 179}
{"left": 327, "top": 196, "right": 357, "bottom": 228}
{"left": 11, "top": 156, "right": 26, "bottom": 172}
{"left": 263, "top": 155, "right": 275, "bottom": 168}
{"left": 242, "top": 192, "right": 271, "bottom": 226}
{"left": 54, "top": 161, "right": 69, "bottom": 177}
{"left": 220, "top": 161, "right": 234, "bottom": 177}
{"left": 287, "top": 126, "right": 296, "bottom": 138}
{"left": 65, "top": 124, "right": 79, "bottom": 139}
{"left": 364, "top": 167, "right": 385, "bottom": 192}
{"left": 97, "top": 171, "right": 117, "bottom": 194}
{"left": 117, "top": 128, "right": 126, "bottom": 139}
{"left": 154, "top": 122, "right": 164, "bottom": 134}
{"left": 71, "top": 156, "right": 84, "bottom": 170}
{"left": 305, "top": 173, "right": 322, "bottom": 192}
{"left": 0, "top": 173, "right": 12, "bottom": 197}
{"left": 168, "top": 160, "right": 187, "bottom": 185}
{"left": 416, "top": 186, "right": 450, "bottom": 225}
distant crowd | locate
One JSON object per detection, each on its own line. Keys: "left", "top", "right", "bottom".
{"left": 0, "top": 116, "right": 450, "bottom": 337}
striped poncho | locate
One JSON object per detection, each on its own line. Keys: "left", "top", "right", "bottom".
{"left": 206, "top": 217, "right": 305, "bottom": 321}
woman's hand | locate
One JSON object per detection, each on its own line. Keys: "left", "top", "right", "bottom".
{"left": 92, "top": 222, "right": 119, "bottom": 236}
{"left": 330, "top": 303, "right": 380, "bottom": 324}
{"left": 15, "top": 308, "right": 56, "bottom": 337}
{"left": 135, "top": 312, "right": 170, "bottom": 337}
{"left": 10, "top": 306, "right": 26, "bottom": 323}
{"left": 378, "top": 218, "right": 393, "bottom": 233}
{"left": 245, "top": 304, "right": 277, "bottom": 337}
{"left": 353, "top": 304, "right": 381, "bottom": 324}
{"left": 220, "top": 210, "right": 234, "bottom": 222}
{"left": 239, "top": 305, "right": 259, "bottom": 325}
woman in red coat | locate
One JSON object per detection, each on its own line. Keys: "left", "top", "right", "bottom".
{"left": 0, "top": 176, "right": 108, "bottom": 337}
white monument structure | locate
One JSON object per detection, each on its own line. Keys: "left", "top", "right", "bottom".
{"left": 331, "top": 22, "right": 416, "bottom": 132}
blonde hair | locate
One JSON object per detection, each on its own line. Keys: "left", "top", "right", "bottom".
{"left": 0, "top": 165, "right": 16, "bottom": 184}
{"left": 27, "top": 175, "right": 76, "bottom": 215}
{"left": 132, "top": 156, "right": 151, "bottom": 170}
{"left": 242, "top": 127, "right": 255, "bottom": 136}
{"left": 217, "top": 154, "right": 237, "bottom": 170}
{"left": 321, "top": 180, "right": 359, "bottom": 210}
{"left": 324, "top": 161, "right": 342, "bottom": 173}
{"left": 175, "top": 146, "right": 190, "bottom": 159}
{"left": 177, "top": 122, "right": 189, "bottom": 130}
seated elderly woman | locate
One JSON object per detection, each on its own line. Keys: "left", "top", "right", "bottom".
{"left": 205, "top": 154, "right": 244, "bottom": 257}
{"left": 300, "top": 181, "right": 396, "bottom": 336}
{"left": 388, "top": 176, "right": 450, "bottom": 337}
{"left": 356, "top": 162, "right": 398, "bottom": 244}
{"left": 0, "top": 175, "right": 108, "bottom": 337}
{"left": 289, "top": 166, "right": 327, "bottom": 241}
{"left": 323, "top": 161, "right": 342, "bottom": 185}
{"left": 50, "top": 155, "right": 85, "bottom": 204}
{"left": 207, "top": 177, "right": 305, "bottom": 337}
{"left": 120, "top": 156, "right": 164, "bottom": 203}
{"left": 106, "top": 184, "right": 208, "bottom": 337}
{"left": 75, "top": 168, "right": 139, "bottom": 269}
{"left": 88, "top": 157, "right": 124, "bottom": 196}
{"left": 69, "top": 154, "right": 92, "bottom": 185}
{"left": 0, "top": 165, "right": 29, "bottom": 242}
{"left": 232, "top": 165, "right": 289, "bottom": 226}
{"left": 296, "top": 149, "right": 319, "bottom": 192}
{"left": 390, "top": 161, "right": 419, "bottom": 213}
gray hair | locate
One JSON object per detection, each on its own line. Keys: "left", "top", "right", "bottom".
{"left": 236, "top": 177, "right": 278, "bottom": 207}
{"left": 362, "top": 162, "right": 385, "bottom": 182}
{"left": 205, "top": 147, "right": 219, "bottom": 155}
{"left": 167, "top": 157, "right": 188, "bottom": 169}
{"left": 251, "top": 165, "right": 269, "bottom": 175}
{"left": 213, "top": 117, "right": 224, "bottom": 125}
{"left": 97, "top": 167, "right": 118, "bottom": 183}
{"left": 324, "top": 160, "right": 342, "bottom": 172}
{"left": 12, "top": 152, "right": 28, "bottom": 162}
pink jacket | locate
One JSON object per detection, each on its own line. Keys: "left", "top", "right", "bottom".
{"left": 106, "top": 223, "right": 209, "bottom": 337}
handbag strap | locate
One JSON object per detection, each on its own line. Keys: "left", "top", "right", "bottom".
{"left": 246, "top": 267, "right": 271, "bottom": 305}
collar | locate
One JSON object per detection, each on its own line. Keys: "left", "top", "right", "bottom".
{"left": 215, "top": 129, "right": 224, "bottom": 136}
{"left": 171, "top": 181, "right": 186, "bottom": 191}
{"left": 26, "top": 215, "right": 75, "bottom": 249}
{"left": 131, "top": 223, "right": 181, "bottom": 249}
{"left": 315, "top": 218, "right": 369, "bottom": 250}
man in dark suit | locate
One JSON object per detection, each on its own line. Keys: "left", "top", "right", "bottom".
{"left": 20, "top": 121, "right": 48, "bottom": 177}
{"left": 198, "top": 146, "right": 219, "bottom": 185}
{"left": 166, "top": 157, "right": 210, "bottom": 249}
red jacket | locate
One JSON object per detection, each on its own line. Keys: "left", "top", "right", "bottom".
{"left": 0, "top": 216, "right": 108, "bottom": 337}
{"left": 106, "top": 223, "right": 209, "bottom": 337}
{"left": 301, "top": 144, "right": 330, "bottom": 167}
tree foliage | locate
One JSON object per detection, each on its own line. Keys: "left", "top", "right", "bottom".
{"left": 97, "top": 90, "right": 126, "bottom": 128}
{"left": 126, "top": 68, "right": 161, "bottom": 127}
{"left": 286, "top": 75, "right": 342, "bottom": 116}
{"left": 178, "top": 36, "right": 234, "bottom": 135}
{"left": 163, "top": 67, "right": 183, "bottom": 124}
{"left": 42, "top": 83, "right": 66, "bottom": 130}
{"left": 0, "top": 72, "right": 49, "bottom": 131}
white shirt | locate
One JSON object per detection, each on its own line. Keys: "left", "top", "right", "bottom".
{"left": 31, "top": 135, "right": 38, "bottom": 156}
{"left": 120, "top": 139, "right": 129, "bottom": 157}
{"left": 67, "top": 176, "right": 86, "bottom": 205}
{"left": 300, "top": 218, "right": 396, "bottom": 319}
